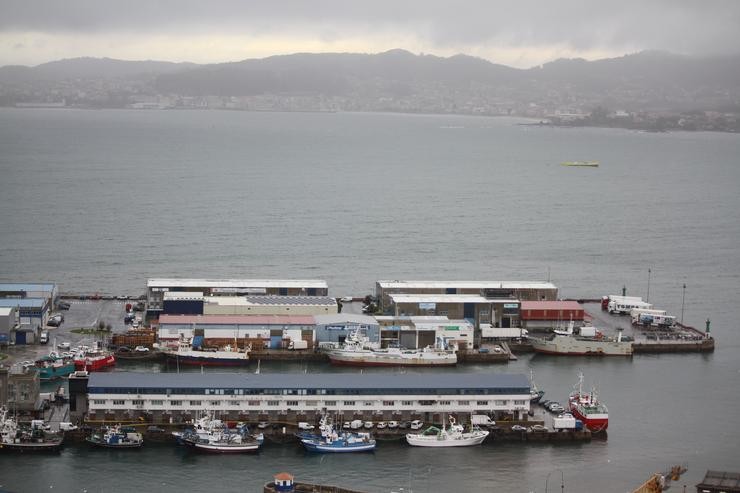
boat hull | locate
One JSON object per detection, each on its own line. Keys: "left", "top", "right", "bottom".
{"left": 0, "top": 439, "right": 63, "bottom": 452}
{"left": 37, "top": 363, "right": 76, "bottom": 381}
{"left": 165, "top": 354, "right": 251, "bottom": 366}
{"left": 187, "top": 441, "right": 260, "bottom": 453}
{"left": 531, "top": 335, "right": 632, "bottom": 356}
{"left": 301, "top": 439, "right": 376, "bottom": 453}
{"left": 86, "top": 439, "right": 143, "bottom": 449}
{"left": 74, "top": 354, "right": 116, "bottom": 372}
{"left": 405, "top": 432, "right": 489, "bottom": 447}
{"left": 328, "top": 353, "right": 457, "bottom": 367}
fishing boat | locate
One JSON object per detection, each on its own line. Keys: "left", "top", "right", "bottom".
{"left": 0, "top": 407, "right": 64, "bottom": 452}
{"left": 33, "top": 352, "right": 75, "bottom": 381}
{"left": 299, "top": 416, "right": 376, "bottom": 453}
{"left": 176, "top": 415, "right": 262, "bottom": 453}
{"left": 405, "top": 416, "right": 489, "bottom": 447}
{"left": 164, "top": 337, "right": 250, "bottom": 367}
{"left": 327, "top": 329, "right": 456, "bottom": 367}
{"left": 561, "top": 160, "right": 600, "bottom": 167}
{"left": 73, "top": 345, "right": 116, "bottom": 372}
{"left": 530, "top": 327, "right": 632, "bottom": 356}
{"left": 86, "top": 425, "right": 143, "bottom": 448}
{"left": 568, "top": 372, "right": 609, "bottom": 432}
{"left": 530, "top": 370, "right": 545, "bottom": 403}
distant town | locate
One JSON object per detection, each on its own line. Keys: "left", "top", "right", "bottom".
{"left": 1, "top": 50, "right": 739, "bottom": 133}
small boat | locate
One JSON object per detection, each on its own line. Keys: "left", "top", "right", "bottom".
{"left": 86, "top": 425, "right": 143, "bottom": 448}
{"left": 405, "top": 416, "right": 489, "bottom": 447}
{"left": 568, "top": 372, "right": 609, "bottom": 432}
{"left": 530, "top": 370, "right": 545, "bottom": 403}
{"left": 74, "top": 345, "right": 116, "bottom": 372}
{"left": 176, "top": 415, "right": 262, "bottom": 453}
{"left": 300, "top": 417, "right": 376, "bottom": 453}
{"left": 561, "top": 160, "right": 600, "bottom": 167}
{"left": 0, "top": 407, "right": 63, "bottom": 452}
{"left": 33, "top": 352, "right": 75, "bottom": 381}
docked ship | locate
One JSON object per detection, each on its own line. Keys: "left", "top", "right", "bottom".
{"left": 86, "top": 425, "right": 143, "bottom": 448}
{"left": 74, "top": 346, "right": 116, "bottom": 372}
{"left": 568, "top": 373, "right": 609, "bottom": 432}
{"left": 0, "top": 407, "right": 64, "bottom": 452}
{"left": 406, "top": 417, "right": 489, "bottom": 447}
{"left": 530, "top": 325, "right": 633, "bottom": 356}
{"left": 530, "top": 370, "right": 545, "bottom": 403}
{"left": 299, "top": 417, "right": 376, "bottom": 453}
{"left": 34, "top": 352, "right": 75, "bottom": 381}
{"left": 327, "top": 330, "right": 457, "bottom": 367}
{"left": 164, "top": 337, "right": 250, "bottom": 366}
{"left": 177, "top": 416, "right": 262, "bottom": 453}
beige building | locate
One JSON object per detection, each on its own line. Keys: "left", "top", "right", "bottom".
{"left": 203, "top": 295, "right": 338, "bottom": 316}
{"left": 376, "top": 280, "right": 558, "bottom": 311}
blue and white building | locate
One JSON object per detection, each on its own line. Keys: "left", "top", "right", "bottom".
{"left": 77, "top": 372, "right": 531, "bottom": 423}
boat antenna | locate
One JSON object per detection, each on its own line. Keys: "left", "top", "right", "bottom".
{"left": 255, "top": 359, "right": 261, "bottom": 375}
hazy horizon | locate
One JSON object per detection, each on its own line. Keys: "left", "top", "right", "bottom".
{"left": 2, "top": 1, "right": 740, "bottom": 68}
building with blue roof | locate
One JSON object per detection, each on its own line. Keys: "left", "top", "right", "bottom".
{"left": 0, "top": 282, "right": 58, "bottom": 340}
{"left": 74, "top": 371, "right": 531, "bottom": 424}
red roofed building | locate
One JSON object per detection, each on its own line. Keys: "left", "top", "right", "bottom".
{"left": 520, "top": 301, "right": 585, "bottom": 330}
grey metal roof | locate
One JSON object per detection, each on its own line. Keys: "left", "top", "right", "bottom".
{"left": 0, "top": 283, "right": 56, "bottom": 292}
{"left": 147, "top": 279, "right": 328, "bottom": 289}
{"left": 89, "top": 372, "right": 529, "bottom": 392}
{"left": 244, "top": 296, "right": 337, "bottom": 306}
{"left": 313, "top": 314, "right": 379, "bottom": 326}
{"left": 0, "top": 298, "right": 46, "bottom": 308}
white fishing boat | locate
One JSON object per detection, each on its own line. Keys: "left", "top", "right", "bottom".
{"left": 327, "top": 329, "right": 456, "bottom": 367}
{"left": 405, "top": 416, "right": 489, "bottom": 447}
{"left": 164, "top": 337, "right": 250, "bottom": 366}
{"left": 176, "top": 414, "right": 262, "bottom": 453}
{"left": 0, "top": 407, "right": 63, "bottom": 452}
{"left": 531, "top": 327, "right": 632, "bottom": 356}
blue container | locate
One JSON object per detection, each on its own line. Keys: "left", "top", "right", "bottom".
{"left": 270, "top": 335, "right": 283, "bottom": 349}
{"left": 575, "top": 420, "right": 584, "bottom": 431}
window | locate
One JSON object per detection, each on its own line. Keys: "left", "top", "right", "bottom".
{"left": 132, "top": 400, "right": 144, "bottom": 406}
{"left": 267, "top": 400, "right": 280, "bottom": 406}
{"left": 93, "top": 399, "right": 105, "bottom": 405}
{"left": 151, "top": 400, "right": 163, "bottom": 406}
{"left": 306, "top": 401, "right": 318, "bottom": 406}
{"left": 190, "top": 400, "right": 202, "bottom": 406}
{"left": 477, "top": 400, "right": 489, "bottom": 406}
{"left": 286, "top": 400, "right": 299, "bottom": 407}
{"left": 112, "top": 400, "right": 125, "bottom": 405}
{"left": 458, "top": 400, "right": 470, "bottom": 406}
{"left": 439, "top": 310, "right": 449, "bottom": 316}
{"left": 479, "top": 310, "right": 490, "bottom": 316}
{"left": 248, "top": 401, "right": 260, "bottom": 406}
{"left": 382, "top": 400, "right": 395, "bottom": 406}
{"left": 494, "top": 400, "right": 507, "bottom": 406}
{"left": 514, "top": 400, "right": 526, "bottom": 406}
{"left": 402, "top": 401, "right": 413, "bottom": 406}
{"left": 439, "top": 400, "right": 451, "bottom": 406}
{"left": 325, "top": 401, "right": 336, "bottom": 407}
{"left": 211, "top": 401, "right": 221, "bottom": 406}
{"left": 364, "top": 401, "right": 374, "bottom": 407}
{"left": 170, "top": 400, "right": 182, "bottom": 406}
{"left": 343, "top": 401, "right": 355, "bottom": 406}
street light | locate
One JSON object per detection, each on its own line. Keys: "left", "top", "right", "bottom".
{"left": 681, "top": 284, "right": 686, "bottom": 324}
{"left": 647, "top": 268, "right": 651, "bottom": 303}
{"left": 545, "top": 469, "right": 565, "bottom": 493}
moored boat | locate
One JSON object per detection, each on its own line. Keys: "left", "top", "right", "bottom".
{"left": 530, "top": 370, "right": 545, "bottom": 403}
{"left": 176, "top": 415, "right": 262, "bottom": 453}
{"left": 74, "top": 346, "right": 116, "bottom": 372}
{"left": 86, "top": 425, "right": 143, "bottom": 448}
{"left": 164, "top": 337, "right": 250, "bottom": 367}
{"left": 568, "top": 372, "right": 608, "bottom": 432}
{"left": 34, "top": 352, "right": 75, "bottom": 381}
{"left": 327, "top": 329, "right": 456, "bottom": 367}
{"left": 299, "top": 416, "right": 376, "bottom": 453}
{"left": 405, "top": 416, "right": 489, "bottom": 447}
{"left": 0, "top": 407, "right": 63, "bottom": 453}
{"left": 531, "top": 327, "right": 632, "bottom": 356}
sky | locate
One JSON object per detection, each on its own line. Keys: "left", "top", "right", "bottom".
{"left": 1, "top": 1, "right": 739, "bottom": 68}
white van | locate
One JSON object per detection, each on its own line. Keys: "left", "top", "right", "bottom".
{"left": 59, "top": 422, "right": 78, "bottom": 431}
{"left": 39, "top": 331, "right": 49, "bottom": 344}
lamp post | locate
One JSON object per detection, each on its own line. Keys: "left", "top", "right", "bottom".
{"left": 545, "top": 469, "right": 565, "bottom": 493}
{"left": 681, "top": 284, "right": 686, "bottom": 324}
{"left": 646, "top": 268, "right": 651, "bottom": 303}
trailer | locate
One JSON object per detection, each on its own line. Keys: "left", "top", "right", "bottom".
{"left": 553, "top": 414, "right": 577, "bottom": 430}
{"left": 630, "top": 308, "right": 667, "bottom": 324}
{"left": 636, "top": 313, "right": 677, "bottom": 328}
{"left": 602, "top": 295, "right": 643, "bottom": 310}
{"left": 288, "top": 339, "right": 308, "bottom": 350}
{"left": 607, "top": 297, "right": 652, "bottom": 315}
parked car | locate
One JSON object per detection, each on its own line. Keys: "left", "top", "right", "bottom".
{"left": 257, "top": 421, "right": 269, "bottom": 429}
{"left": 134, "top": 346, "right": 149, "bottom": 352}
{"left": 59, "top": 422, "right": 78, "bottom": 431}
{"left": 340, "top": 296, "right": 353, "bottom": 302}
{"left": 410, "top": 420, "right": 424, "bottom": 430}
{"left": 147, "top": 425, "right": 165, "bottom": 433}
{"left": 58, "top": 342, "right": 71, "bottom": 350}
{"left": 57, "top": 301, "right": 70, "bottom": 310}
{"left": 511, "top": 425, "right": 527, "bottom": 432}
{"left": 297, "top": 422, "right": 314, "bottom": 430}
{"left": 364, "top": 421, "right": 374, "bottom": 429}
{"left": 529, "top": 424, "right": 548, "bottom": 432}
{"left": 387, "top": 421, "right": 399, "bottom": 429}
{"left": 39, "top": 331, "right": 49, "bottom": 344}
{"left": 376, "top": 421, "right": 387, "bottom": 429}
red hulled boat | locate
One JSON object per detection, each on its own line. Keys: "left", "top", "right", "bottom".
{"left": 568, "top": 372, "right": 608, "bottom": 432}
{"left": 74, "top": 348, "right": 116, "bottom": 372}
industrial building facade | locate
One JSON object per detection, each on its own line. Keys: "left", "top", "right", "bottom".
{"left": 76, "top": 372, "right": 531, "bottom": 423}
{"left": 146, "top": 278, "right": 329, "bottom": 317}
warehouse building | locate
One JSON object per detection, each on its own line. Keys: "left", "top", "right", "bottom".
{"left": 157, "top": 314, "right": 316, "bottom": 349}
{"left": 0, "top": 306, "right": 17, "bottom": 346}
{"left": 375, "top": 280, "right": 558, "bottom": 311}
{"left": 203, "top": 295, "right": 337, "bottom": 316}
{"left": 0, "top": 283, "right": 58, "bottom": 307}
{"left": 520, "top": 300, "right": 586, "bottom": 331}
{"left": 387, "top": 294, "right": 521, "bottom": 330}
{"left": 313, "top": 314, "right": 380, "bottom": 346}
{"left": 376, "top": 316, "right": 475, "bottom": 350}
{"left": 74, "top": 371, "right": 531, "bottom": 424}
{"left": 146, "top": 278, "right": 329, "bottom": 317}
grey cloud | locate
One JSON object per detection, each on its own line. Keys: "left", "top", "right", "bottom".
{"left": 1, "top": 0, "right": 740, "bottom": 56}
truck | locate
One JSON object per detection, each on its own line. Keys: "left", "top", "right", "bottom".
{"left": 637, "top": 313, "right": 677, "bottom": 328}
{"left": 630, "top": 308, "right": 667, "bottom": 324}
{"left": 471, "top": 414, "right": 496, "bottom": 427}
{"left": 39, "top": 331, "right": 49, "bottom": 344}
{"left": 607, "top": 297, "right": 652, "bottom": 315}
{"left": 288, "top": 339, "right": 308, "bottom": 350}
{"left": 553, "top": 414, "right": 577, "bottom": 430}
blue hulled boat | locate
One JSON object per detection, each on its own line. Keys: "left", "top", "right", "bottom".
{"left": 300, "top": 417, "right": 376, "bottom": 453}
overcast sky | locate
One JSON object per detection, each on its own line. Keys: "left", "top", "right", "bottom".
{"left": 1, "top": 1, "right": 739, "bottom": 68}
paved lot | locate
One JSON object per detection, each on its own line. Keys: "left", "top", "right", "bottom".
{"left": 3, "top": 300, "right": 131, "bottom": 365}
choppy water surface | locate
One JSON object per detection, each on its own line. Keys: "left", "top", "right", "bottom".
{"left": 1, "top": 109, "right": 739, "bottom": 492}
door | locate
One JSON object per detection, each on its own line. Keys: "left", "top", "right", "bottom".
{"left": 15, "top": 331, "right": 26, "bottom": 345}
{"left": 464, "top": 303, "right": 475, "bottom": 319}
